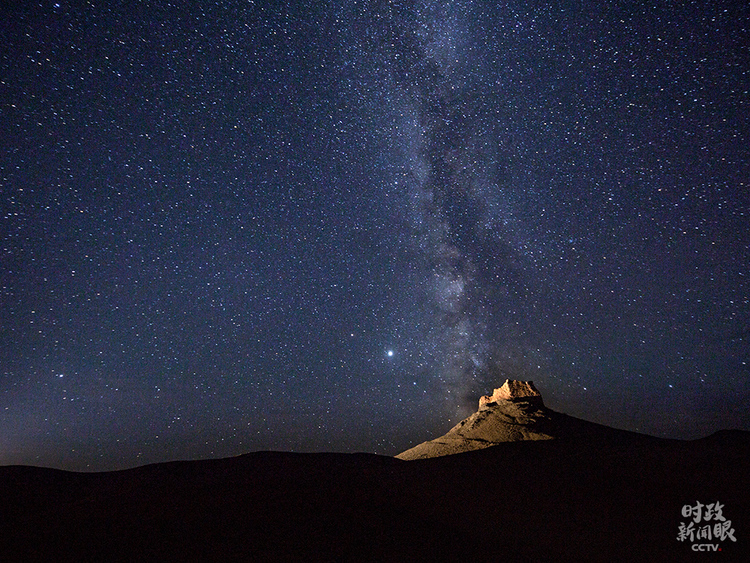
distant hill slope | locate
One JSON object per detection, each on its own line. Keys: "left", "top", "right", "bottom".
{"left": 1, "top": 432, "right": 748, "bottom": 562}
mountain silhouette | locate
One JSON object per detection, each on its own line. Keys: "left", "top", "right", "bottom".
{"left": 1, "top": 383, "right": 748, "bottom": 562}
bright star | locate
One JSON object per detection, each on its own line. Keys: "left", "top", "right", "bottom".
{"left": 387, "top": 350, "right": 394, "bottom": 357}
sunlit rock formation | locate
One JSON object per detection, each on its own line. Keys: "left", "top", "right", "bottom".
{"left": 396, "top": 379, "right": 616, "bottom": 460}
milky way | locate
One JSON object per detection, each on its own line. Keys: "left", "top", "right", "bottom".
{"left": 2, "top": 1, "right": 749, "bottom": 470}
{"left": 363, "top": 1, "right": 490, "bottom": 404}
{"left": 358, "top": 0, "right": 750, "bottom": 419}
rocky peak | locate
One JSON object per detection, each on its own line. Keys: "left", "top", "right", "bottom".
{"left": 396, "top": 379, "right": 644, "bottom": 460}
{"left": 478, "top": 379, "right": 543, "bottom": 409}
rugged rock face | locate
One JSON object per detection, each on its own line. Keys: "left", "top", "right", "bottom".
{"left": 478, "top": 379, "right": 542, "bottom": 408}
{"left": 396, "top": 379, "right": 618, "bottom": 460}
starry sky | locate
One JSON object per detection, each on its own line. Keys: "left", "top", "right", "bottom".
{"left": 2, "top": 0, "right": 749, "bottom": 471}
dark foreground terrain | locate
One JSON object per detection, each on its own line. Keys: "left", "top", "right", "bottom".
{"left": 1, "top": 429, "right": 748, "bottom": 562}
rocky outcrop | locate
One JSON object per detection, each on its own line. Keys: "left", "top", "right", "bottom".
{"left": 396, "top": 379, "right": 618, "bottom": 460}
{"left": 478, "top": 379, "right": 542, "bottom": 408}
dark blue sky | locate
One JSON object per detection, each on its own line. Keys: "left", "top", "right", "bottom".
{"left": 2, "top": 0, "right": 749, "bottom": 471}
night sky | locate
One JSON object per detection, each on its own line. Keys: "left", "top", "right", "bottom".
{"left": 2, "top": 1, "right": 749, "bottom": 471}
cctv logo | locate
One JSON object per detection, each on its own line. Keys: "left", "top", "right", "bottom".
{"left": 692, "top": 544, "right": 720, "bottom": 552}
{"left": 677, "top": 501, "right": 736, "bottom": 553}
